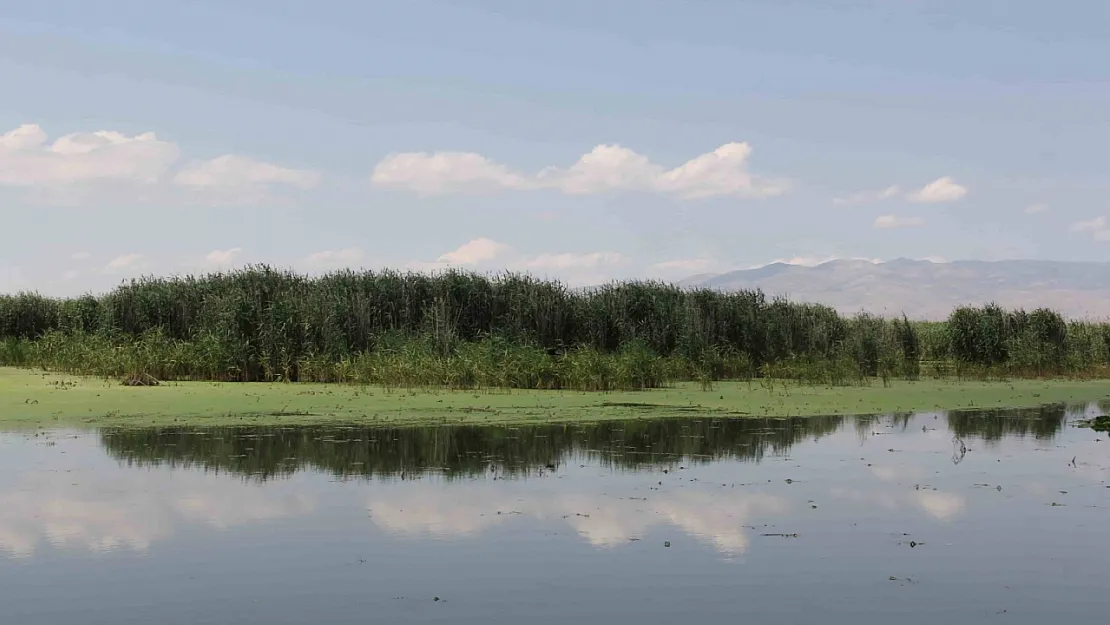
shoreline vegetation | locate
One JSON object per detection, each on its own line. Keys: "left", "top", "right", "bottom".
{"left": 1, "top": 267, "right": 1110, "bottom": 427}
{"left": 1, "top": 267, "right": 1108, "bottom": 391}
{"left": 2, "top": 368, "right": 1109, "bottom": 428}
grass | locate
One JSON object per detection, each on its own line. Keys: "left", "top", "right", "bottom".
{"left": 3, "top": 366, "right": 1109, "bottom": 429}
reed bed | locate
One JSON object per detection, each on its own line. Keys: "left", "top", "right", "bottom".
{"left": 2, "top": 267, "right": 1108, "bottom": 390}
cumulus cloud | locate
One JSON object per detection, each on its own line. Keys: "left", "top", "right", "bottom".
{"left": 650, "top": 258, "right": 722, "bottom": 274}
{"left": 0, "top": 124, "right": 179, "bottom": 187}
{"left": 372, "top": 142, "right": 786, "bottom": 199}
{"left": 204, "top": 247, "right": 243, "bottom": 266}
{"left": 538, "top": 144, "right": 660, "bottom": 195}
{"left": 370, "top": 152, "right": 530, "bottom": 196}
{"left": 1024, "top": 203, "right": 1049, "bottom": 214}
{"left": 521, "top": 252, "right": 625, "bottom": 271}
{"left": 174, "top": 155, "right": 321, "bottom": 203}
{"left": 303, "top": 247, "right": 364, "bottom": 270}
{"left": 428, "top": 239, "right": 630, "bottom": 276}
{"left": 874, "top": 214, "right": 925, "bottom": 229}
{"left": 437, "top": 238, "right": 510, "bottom": 266}
{"left": 103, "top": 253, "right": 144, "bottom": 273}
{"left": 1071, "top": 216, "right": 1106, "bottom": 232}
{"left": 1071, "top": 216, "right": 1110, "bottom": 241}
{"left": 833, "top": 185, "right": 900, "bottom": 206}
{"left": 406, "top": 239, "right": 627, "bottom": 285}
{"left": 906, "top": 176, "right": 967, "bottom": 203}
{"left": 0, "top": 123, "right": 322, "bottom": 206}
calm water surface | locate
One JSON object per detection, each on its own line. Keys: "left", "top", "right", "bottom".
{"left": 1, "top": 404, "right": 1108, "bottom": 624}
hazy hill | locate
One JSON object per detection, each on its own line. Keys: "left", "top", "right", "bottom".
{"left": 682, "top": 259, "right": 1110, "bottom": 321}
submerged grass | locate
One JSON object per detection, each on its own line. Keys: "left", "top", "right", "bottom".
{"left": 3, "top": 367, "right": 1109, "bottom": 429}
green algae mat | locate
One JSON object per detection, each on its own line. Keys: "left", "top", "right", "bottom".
{"left": 3, "top": 367, "right": 1109, "bottom": 429}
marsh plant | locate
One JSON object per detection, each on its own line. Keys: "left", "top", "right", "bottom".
{"left": 1, "top": 267, "right": 1108, "bottom": 390}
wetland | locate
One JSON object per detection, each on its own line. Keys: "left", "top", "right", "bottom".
{"left": 2, "top": 402, "right": 1108, "bottom": 624}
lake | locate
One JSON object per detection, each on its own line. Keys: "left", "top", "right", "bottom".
{"left": 1, "top": 404, "right": 1108, "bottom": 624}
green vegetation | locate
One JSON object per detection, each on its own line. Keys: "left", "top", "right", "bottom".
{"left": 3, "top": 367, "right": 1109, "bottom": 429}
{"left": 1077, "top": 415, "right": 1110, "bottom": 432}
{"left": 1, "top": 268, "right": 1109, "bottom": 391}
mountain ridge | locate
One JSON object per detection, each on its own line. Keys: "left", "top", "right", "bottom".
{"left": 682, "top": 259, "right": 1110, "bottom": 320}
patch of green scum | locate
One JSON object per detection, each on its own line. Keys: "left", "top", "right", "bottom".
{"left": 1076, "top": 415, "right": 1110, "bottom": 432}
{"left": 2, "top": 367, "right": 1110, "bottom": 429}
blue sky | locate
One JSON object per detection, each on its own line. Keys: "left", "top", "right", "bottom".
{"left": 1, "top": 0, "right": 1108, "bottom": 295}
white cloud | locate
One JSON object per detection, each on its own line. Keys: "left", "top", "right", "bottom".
{"left": 1071, "top": 216, "right": 1106, "bottom": 232}
{"left": 655, "top": 143, "right": 785, "bottom": 199}
{"left": 906, "top": 176, "right": 967, "bottom": 203}
{"left": 103, "top": 253, "right": 144, "bottom": 273}
{"left": 371, "top": 152, "right": 529, "bottom": 196}
{"left": 1024, "top": 203, "right": 1049, "bottom": 214}
{"left": 540, "top": 144, "right": 660, "bottom": 195}
{"left": 833, "top": 185, "right": 900, "bottom": 206}
{"left": 0, "top": 123, "right": 322, "bottom": 206}
{"left": 1070, "top": 217, "right": 1110, "bottom": 242}
{"left": 651, "top": 258, "right": 722, "bottom": 274}
{"left": 204, "top": 247, "right": 243, "bottom": 266}
{"left": 174, "top": 155, "right": 321, "bottom": 203}
{"left": 874, "top": 214, "right": 926, "bottom": 229}
{"left": 522, "top": 252, "right": 625, "bottom": 271}
{"left": 303, "top": 247, "right": 364, "bottom": 270}
{"left": 437, "top": 238, "right": 511, "bottom": 266}
{"left": 405, "top": 239, "right": 627, "bottom": 285}
{"left": 0, "top": 124, "right": 179, "bottom": 187}
{"left": 372, "top": 142, "right": 786, "bottom": 199}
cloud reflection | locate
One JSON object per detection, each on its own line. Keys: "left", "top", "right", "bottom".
{"left": 0, "top": 470, "right": 313, "bottom": 558}
{"left": 369, "top": 488, "right": 786, "bottom": 557}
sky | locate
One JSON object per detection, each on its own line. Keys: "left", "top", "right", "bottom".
{"left": 1, "top": 0, "right": 1108, "bottom": 295}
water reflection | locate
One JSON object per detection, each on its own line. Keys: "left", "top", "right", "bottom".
{"left": 947, "top": 405, "right": 1068, "bottom": 443}
{"left": 99, "top": 404, "right": 1072, "bottom": 481}
{"left": 100, "top": 415, "right": 844, "bottom": 480}
{"left": 0, "top": 436, "right": 315, "bottom": 558}
{"left": 368, "top": 487, "right": 788, "bottom": 556}
{"left": 2, "top": 403, "right": 1108, "bottom": 625}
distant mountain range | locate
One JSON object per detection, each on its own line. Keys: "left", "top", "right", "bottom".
{"left": 680, "top": 259, "right": 1110, "bottom": 320}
